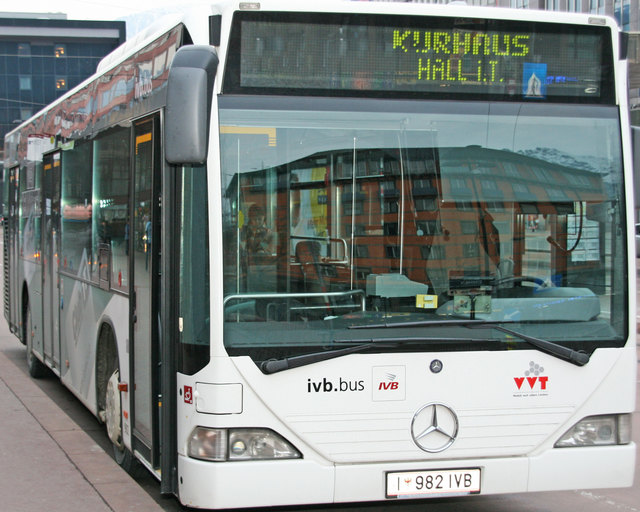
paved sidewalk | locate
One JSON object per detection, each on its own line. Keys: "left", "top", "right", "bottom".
{"left": 0, "top": 323, "right": 163, "bottom": 512}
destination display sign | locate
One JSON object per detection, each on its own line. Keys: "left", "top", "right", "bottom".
{"left": 224, "top": 12, "right": 613, "bottom": 103}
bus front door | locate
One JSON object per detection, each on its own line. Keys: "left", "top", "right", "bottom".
{"left": 130, "top": 116, "right": 161, "bottom": 468}
{"left": 42, "top": 151, "right": 61, "bottom": 370}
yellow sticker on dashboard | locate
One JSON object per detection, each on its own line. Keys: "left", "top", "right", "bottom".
{"left": 416, "top": 294, "right": 438, "bottom": 309}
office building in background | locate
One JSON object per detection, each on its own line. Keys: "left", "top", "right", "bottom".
{"left": 0, "top": 13, "right": 125, "bottom": 162}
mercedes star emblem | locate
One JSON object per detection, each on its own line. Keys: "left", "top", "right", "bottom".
{"left": 411, "top": 402, "right": 459, "bottom": 453}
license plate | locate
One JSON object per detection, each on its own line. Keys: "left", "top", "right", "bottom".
{"left": 386, "top": 468, "right": 481, "bottom": 498}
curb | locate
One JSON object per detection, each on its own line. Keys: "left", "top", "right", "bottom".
{"left": 0, "top": 333, "right": 163, "bottom": 512}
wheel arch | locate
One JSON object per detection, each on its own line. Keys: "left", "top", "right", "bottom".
{"left": 95, "top": 314, "right": 142, "bottom": 476}
{"left": 95, "top": 318, "right": 120, "bottom": 418}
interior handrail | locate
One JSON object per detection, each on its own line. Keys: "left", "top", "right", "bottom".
{"left": 290, "top": 235, "right": 349, "bottom": 265}
{"left": 224, "top": 289, "right": 365, "bottom": 311}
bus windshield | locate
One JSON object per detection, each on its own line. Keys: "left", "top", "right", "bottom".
{"left": 219, "top": 97, "right": 626, "bottom": 363}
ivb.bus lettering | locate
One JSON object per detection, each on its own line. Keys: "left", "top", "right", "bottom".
{"left": 307, "top": 377, "right": 365, "bottom": 393}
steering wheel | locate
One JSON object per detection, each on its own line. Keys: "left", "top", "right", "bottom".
{"left": 495, "top": 275, "right": 547, "bottom": 288}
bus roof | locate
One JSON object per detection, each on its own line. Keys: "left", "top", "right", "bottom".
{"left": 4, "top": 0, "right": 620, "bottom": 145}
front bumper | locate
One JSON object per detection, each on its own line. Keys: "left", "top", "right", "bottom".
{"left": 177, "top": 443, "right": 635, "bottom": 509}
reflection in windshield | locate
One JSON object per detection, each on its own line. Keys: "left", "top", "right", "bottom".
{"left": 219, "top": 98, "right": 625, "bottom": 357}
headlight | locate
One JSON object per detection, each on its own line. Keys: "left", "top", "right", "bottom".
{"left": 555, "top": 414, "right": 631, "bottom": 448}
{"left": 188, "top": 427, "right": 302, "bottom": 461}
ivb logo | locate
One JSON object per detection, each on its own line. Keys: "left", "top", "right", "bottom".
{"left": 513, "top": 361, "right": 549, "bottom": 397}
{"left": 372, "top": 366, "right": 406, "bottom": 401}
{"left": 379, "top": 374, "right": 399, "bottom": 391}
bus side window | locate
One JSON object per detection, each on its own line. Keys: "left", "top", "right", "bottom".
{"left": 91, "top": 128, "right": 130, "bottom": 291}
{"left": 61, "top": 142, "right": 93, "bottom": 275}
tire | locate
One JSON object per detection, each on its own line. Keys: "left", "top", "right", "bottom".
{"left": 24, "top": 299, "right": 46, "bottom": 378}
{"left": 104, "top": 365, "right": 143, "bottom": 477}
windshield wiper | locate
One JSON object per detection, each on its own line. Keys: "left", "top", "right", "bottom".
{"left": 350, "top": 318, "right": 590, "bottom": 367}
{"left": 261, "top": 320, "right": 590, "bottom": 374}
{"left": 260, "top": 336, "right": 480, "bottom": 374}
{"left": 468, "top": 323, "right": 590, "bottom": 366}
{"left": 260, "top": 343, "right": 387, "bottom": 374}
{"left": 349, "top": 319, "right": 484, "bottom": 330}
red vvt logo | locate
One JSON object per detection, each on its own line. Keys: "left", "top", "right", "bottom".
{"left": 514, "top": 376, "right": 548, "bottom": 390}
{"left": 514, "top": 361, "right": 548, "bottom": 391}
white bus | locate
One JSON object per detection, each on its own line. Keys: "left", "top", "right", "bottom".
{"left": 2, "top": 0, "right": 636, "bottom": 508}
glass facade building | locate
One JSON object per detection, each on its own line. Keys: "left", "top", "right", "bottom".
{"left": 0, "top": 14, "right": 125, "bottom": 162}
{"left": 393, "top": 0, "right": 638, "bottom": 30}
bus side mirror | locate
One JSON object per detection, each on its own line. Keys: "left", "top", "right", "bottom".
{"left": 165, "top": 45, "right": 219, "bottom": 165}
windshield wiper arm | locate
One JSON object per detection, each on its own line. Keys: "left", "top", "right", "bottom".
{"left": 350, "top": 319, "right": 590, "bottom": 367}
{"left": 260, "top": 336, "right": 480, "bottom": 374}
{"left": 468, "top": 323, "right": 590, "bottom": 366}
{"left": 260, "top": 343, "right": 388, "bottom": 374}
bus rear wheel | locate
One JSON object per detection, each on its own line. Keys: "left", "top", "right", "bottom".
{"left": 23, "top": 299, "right": 46, "bottom": 378}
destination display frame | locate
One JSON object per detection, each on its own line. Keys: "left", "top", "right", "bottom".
{"left": 223, "top": 11, "right": 615, "bottom": 104}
